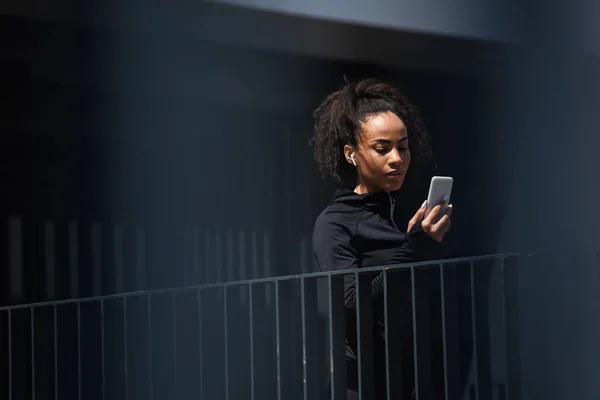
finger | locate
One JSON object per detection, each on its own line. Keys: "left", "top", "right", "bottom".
{"left": 425, "top": 196, "right": 451, "bottom": 223}
{"left": 408, "top": 210, "right": 424, "bottom": 231}
{"left": 440, "top": 217, "right": 451, "bottom": 236}
{"left": 414, "top": 207, "right": 426, "bottom": 220}
{"left": 429, "top": 217, "right": 451, "bottom": 243}
{"left": 433, "top": 220, "right": 451, "bottom": 243}
{"left": 408, "top": 201, "right": 427, "bottom": 231}
{"left": 432, "top": 213, "right": 451, "bottom": 232}
{"left": 423, "top": 204, "right": 444, "bottom": 224}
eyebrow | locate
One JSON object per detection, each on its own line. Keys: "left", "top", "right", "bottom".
{"left": 370, "top": 136, "right": 409, "bottom": 144}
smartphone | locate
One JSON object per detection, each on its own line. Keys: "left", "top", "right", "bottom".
{"left": 425, "top": 176, "right": 453, "bottom": 219}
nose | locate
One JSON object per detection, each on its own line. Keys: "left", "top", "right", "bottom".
{"left": 389, "top": 148, "right": 403, "bottom": 166}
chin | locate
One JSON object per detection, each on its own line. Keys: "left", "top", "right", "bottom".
{"left": 386, "top": 181, "right": 404, "bottom": 192}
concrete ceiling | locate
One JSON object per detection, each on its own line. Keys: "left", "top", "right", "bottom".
{"left": 0, "top": 0, "right": 512, "bottom": 76}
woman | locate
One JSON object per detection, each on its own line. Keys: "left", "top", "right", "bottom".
{"left": 312, "top": 78, "right": 452, "bottom": 399}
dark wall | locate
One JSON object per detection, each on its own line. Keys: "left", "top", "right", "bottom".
{"left": 0, "top": 14, "right": 504, "bottom": 306}
{"left": 3, "top": 3, "right": 600, "bottom": 399}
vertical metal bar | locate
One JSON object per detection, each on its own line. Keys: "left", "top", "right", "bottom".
{"left": 147, "top": 294, "right": 153, "bottom": 400}
{"left": 413, "top": 266, "right": 432, "bottom": 400}
{"left": 499, "top": 258, "right": 508, "bottom": 400}
{"left": 440, "top": 264, "right": 460, "bottom": 400}
{"left": 356, "top": 274, "right": 363, "bottom": 399}
{"left": 223, "top": 286, "right": 229, "bottom": 400}
{"left": 275, "top": 281, "right": 282, "bottom": 400}
{"left": 248, "top": 284, "right": 255, "bottom": 400}
{"left": 328, "top": 275, "right": 347, "bottom": 400}
{"left": 53, "top": 305, "right": 58, "bottom": 400}
{"left": 410, "top": 267, "right": 420, "bottom": 400}
{"left": 31, "top": 307, "right": 35, "bottom": 400}
{"left": 472, "top": 261, "right": 492, "bottom": 399}
{"left": 301, "top": 278, "right": 318, "bottom": 400}
{"left": 383, "top": 268, "right": 405, "bottom": 399}
{"left": 356, "top": 272, "right": 374, "bottom": 399}
{"left": 384, "top": 270, "right": 391, "bottom": 398}
{"left": 8, "top": 310, "right": 12, "bottom": 400}
{"left": 77, "top": 302, "right": 82, "bottom": 400}
{"left": 469, "top": 261, "right": 479, "bottom": 400}
{"left": 172, "top": 292, "right": 177, "bottom": 394}
{"left": 123, "top": 298, "right": 129, "bottom": 400}
{"left": 301, "top": 278, "right": 308, "bottom": 400}
{"left": 440, "top": 264, "right": 449, "bottom": 400}
{"left": 197, "top": 289, "right": 204, "bottom": 400}
{"left": 100, "top": 300, "right": 106, "bottom": 400}
{"left": 502, "top": 256, "right": 523, "bottom": 400}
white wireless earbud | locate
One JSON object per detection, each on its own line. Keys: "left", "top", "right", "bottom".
{"left": 350, "top": 154, "right": 357, "bottom": 166}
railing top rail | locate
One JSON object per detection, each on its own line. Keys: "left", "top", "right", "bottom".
{"left": 0, "top": 252, "right": 527, "bottom": 311}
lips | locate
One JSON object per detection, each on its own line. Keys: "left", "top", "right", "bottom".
{"left": 386, "top": 171, "right": 403, "bottom": 176}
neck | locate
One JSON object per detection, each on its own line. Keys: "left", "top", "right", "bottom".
{"left": 354, "top": 183, "right": 387, "bottom": 195}
{"left": 353, "top": 183, "right": 367, "bottom": 194}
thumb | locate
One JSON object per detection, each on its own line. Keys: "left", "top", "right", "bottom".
{"left": 415, "top": 200, "right": 427, "bottom": 218}
{"left": 408, "top": 200, "right": 427, "bottom": 231}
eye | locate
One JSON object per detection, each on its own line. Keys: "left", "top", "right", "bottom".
{"left": 398, "top": 142, "right": 410, "bottom": 151}
{"left": 375, "top": 147, "right": 388, "bottom": 154}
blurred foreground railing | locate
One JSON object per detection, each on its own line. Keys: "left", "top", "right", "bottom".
{"left": 0, "top": 253, "right": 528, "bottom": 400}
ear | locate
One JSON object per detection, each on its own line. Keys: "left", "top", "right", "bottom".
{"left": 343, "top": 144, "right": 355, "bottom": 165}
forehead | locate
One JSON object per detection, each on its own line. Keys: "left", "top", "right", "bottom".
{"left": 358, "top": 111, "right": 407, "bottom": 142}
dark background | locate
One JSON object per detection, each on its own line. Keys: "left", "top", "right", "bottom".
{"left": 0, "top": 6, "right": 509, "bottom": 304}
{"left": 2, "top": 1, "right": 600, "bottom": 399}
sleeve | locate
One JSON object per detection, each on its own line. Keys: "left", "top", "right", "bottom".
{"left": 363, "top": 223, "right": 437, "bottom": 310}
{"left": 313, "top": 216, "right": 383, "bottom": 310}
{"left": 390, "top": 221, "right": 439, "bottom": 264}
{"left": 313, "top": 216, "right": 438, "bottom": 311}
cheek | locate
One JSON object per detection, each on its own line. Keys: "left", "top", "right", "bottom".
{"left": 359, "top": 152, "right": 382, "bottom": 173}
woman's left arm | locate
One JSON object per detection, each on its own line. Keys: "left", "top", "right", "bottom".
{"left": 389, "top": 202, "right": 452, "bottom": 264}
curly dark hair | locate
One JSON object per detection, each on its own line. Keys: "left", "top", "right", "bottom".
{"left": 312, "top": 78, "right": 433, "bottom": 184}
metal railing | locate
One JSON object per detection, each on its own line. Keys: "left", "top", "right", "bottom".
{"left": 0, "top": 253, "right": 527, "bottom": 400}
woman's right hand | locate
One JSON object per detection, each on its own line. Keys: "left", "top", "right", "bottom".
{"left": 408, "top": 201, "right": 452, "bottom": 243}
{"left": 422, "top": 203, "right": 452, "bottom": 243}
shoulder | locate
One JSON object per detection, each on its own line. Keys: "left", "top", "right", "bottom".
{"left": 313, "top": 203, "right": 366, "bottom": 239}
{"left": 312, "top": 205, "right": 364, "bottom": 271}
